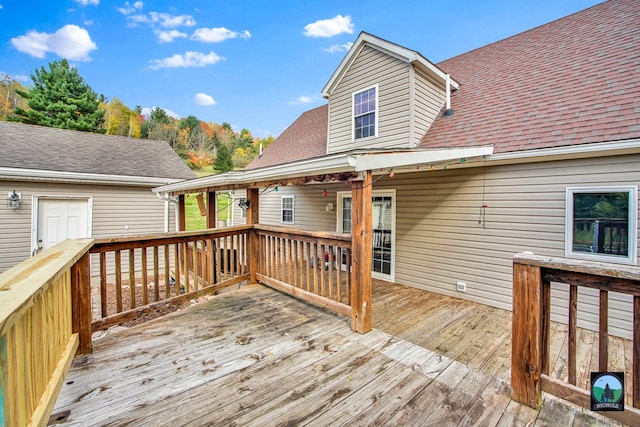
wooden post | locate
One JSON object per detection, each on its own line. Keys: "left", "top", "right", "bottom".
{"left": 246, "top": 188, "right": 259, "bottom": 284}
{"left": 71, "top": 253, "right": 92, "bottom": 355}
{"left": 511, "top": 260, "right": 542, "bottom": 408}
{"left": 351, "top": 171, "right": 372, "bottom": 334}
{"left": 178, "top": 194, "right": 186, "bottom": 232}
{"left": 207, "top": 191, "right": 217, "bottom": 229}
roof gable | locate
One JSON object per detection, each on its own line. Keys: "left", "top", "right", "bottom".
{"left": 0, "top": 121, "right": 195, "bottom": 180}
{"left": 321, "top": 32, "right": 458, "bottom": 98}
{"left": 421, "top": 0, "right": 640, "bottom": 153}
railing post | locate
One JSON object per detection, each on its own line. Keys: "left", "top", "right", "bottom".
{"left": 351, "top": 171, "right": 372, "bottom": 334}
{"left": 511, "top": 258, "right": 543, "bottom": 408}
{"left": 207, "top": 191, "right": 217, "bottom": 229}
{"left": 247, "top": 188, "right": 259, "bottom": 284}
{"left": 71, "top": 252, "right": 92, "bottom": 354}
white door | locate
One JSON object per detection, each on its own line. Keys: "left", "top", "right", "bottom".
{"left": 35, "top": 198, "right": 91, "bottom": 254}
{"left": 337, "top": 190, "right": 396, "bottom": 281}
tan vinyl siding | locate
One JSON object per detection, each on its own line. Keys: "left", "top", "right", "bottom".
{"left": 376, "top": 154, "right": 640, "bottom": 339}
{"left": 328, "top": 45, "right": 412, "bottom": 153}
{"left": 0, "top": 181, "right": 175, "bottom": 273}
{"left": 257, "top": 185, "right": 342, "bottom": 232}
{"left": 413, "top": 68, "right": 447, "bottom": 146}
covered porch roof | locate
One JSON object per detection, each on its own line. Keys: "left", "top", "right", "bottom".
{"left": 153, "top": 145, "right": 494, "bottom": 196}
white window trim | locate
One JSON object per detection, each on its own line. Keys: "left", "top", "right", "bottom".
{"left": 565, "top": 186, "right": 637, "bottom": 265}
{"left": 281, "top": 195, "right": 295, "bottom": 225}
{"left": 352, "top": 83, "right": 379, "bottom": 141}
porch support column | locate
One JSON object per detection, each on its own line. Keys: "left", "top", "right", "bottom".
{"left": 178, "top": 194, "right": 186, "bottom": 231}
{"left": 246, "top": 188, "right": 259, "bottom": 284}
{"left": 351, "top": 170, "right": 372, "bottom": 334}
{"left": 207, "top": 191, "right": 217, "bottom": 229}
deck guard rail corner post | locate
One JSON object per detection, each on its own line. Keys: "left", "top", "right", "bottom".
{"left": 511, "top": 258, "right": 543, "bottom": 409}
{"left": 71, "top": 251, "right": 92, "bottom": 355}
{"left": 247, "top": 188, "right": 260, "bottom": 284}
{"left": 351, "top": 170, "right": 373, "bottom": 334}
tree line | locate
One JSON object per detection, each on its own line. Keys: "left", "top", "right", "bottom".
{"left": 0, "top": 60, "right": 273, "bottom": 173}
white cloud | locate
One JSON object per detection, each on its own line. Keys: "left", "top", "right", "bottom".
{"left": 127, "top": 11, "right": 196, "bottom": 28}
{"left": 324, "top": 42, "right": 353, "bottom": 53}
{"left": 117, "top": 1, "right": 143, "bottom": 15}
{"left": 10, "top": 24, "right": 97, "bottom": 61}
{"left": 288, "top": 95, "right": 317, "bottom": 105}
{"left": 149, "top": 51, "right": 224, "bottom": 70}
{"left": 194, "top": 92, "right": 216, "bottom": 106}
{"left": 13, "top": 74, "right": 29, "bottom": 82}
{"left": 156, "top": 29, "right": 187, "bottom": 43}
{"left": 75, "top": 0, "right": 99, "bottom": 5}
{"left": 304, "top": 15, "right": 354, "bottom": 38}
{"left": 192, "top": 27, "right": 251, "bottom": 43}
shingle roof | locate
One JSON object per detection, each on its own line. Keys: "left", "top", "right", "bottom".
{"left": 0, "top": 121, "right": 196, "bottom": 180}
{"left": 250, "top": 0, "right": 640, "bottom": 169}
{"left": 246, "top": 105, "right": 328, "bottom": 170}
{"left": 421, "top": 0, "right": 640, "bottom": 153}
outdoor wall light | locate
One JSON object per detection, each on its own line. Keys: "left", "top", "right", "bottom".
{"left": 238, "top": 199, "right": 250, "bottom": 210}
{"left": 7, "top": 190, "right": 21, "bottom": 209}
{"left": 325, "top": 202, "right": 334, "bottom": 212}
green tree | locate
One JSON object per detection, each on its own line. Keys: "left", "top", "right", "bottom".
{"left": 213, "top": 144, "right": 234, "bottom": 173}
{"left": 12, "top": 59, "right": 105, "bottom": 132}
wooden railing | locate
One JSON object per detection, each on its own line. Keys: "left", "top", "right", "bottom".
{"left": 0, "top": 239, "right": 93, "bottom": 427}
{"left": 512, "top": 252, "right": 640, "bottom": 425}
{"left": 254, "top": 225, "right": 352, "bottom": 317}
{"left": 88, "top": 226, "right": 251, "bottom": 331}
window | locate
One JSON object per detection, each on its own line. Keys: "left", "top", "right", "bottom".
{"left": 565, "top": 186, "right": 637, "bottom": 264}
{"left": 353, "top": 85, "right": 377, "bottom": 140}
{"left": 281, "top": 196, "right": 294, "bottom": 224}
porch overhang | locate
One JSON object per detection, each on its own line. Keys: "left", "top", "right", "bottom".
{"left": 152, "top": 145, "right": 494, "bottom": 196}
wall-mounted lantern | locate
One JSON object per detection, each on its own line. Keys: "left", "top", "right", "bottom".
{"left": 7, "top": 190, "right": 21, "bottom": 209}
{"left": 238, "top": 199, "right": 250, "bottom": 210}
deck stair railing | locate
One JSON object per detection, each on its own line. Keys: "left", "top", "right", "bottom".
{"left": 0, "top": 239, "right": 93, "bottom": 427}
{"left": 512, "top": 252, "right": 640, "bottom": 425}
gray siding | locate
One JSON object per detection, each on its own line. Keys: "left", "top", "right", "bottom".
{"left": 257, "top": 185, "right": 341, "bottom": 232}
{"left": 0, "top": 181, "right": 176, "bottom": 273}
{"left": 328, "top": 45, "right": 412, "bottom": 153}
{"left": 413, "top": 68, "right": 447, "bottom": 147}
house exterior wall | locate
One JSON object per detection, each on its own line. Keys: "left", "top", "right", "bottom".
{"left": 377, "top": 154, "right": 639, "bottom": 339}
{"left": 414, "top": 68, "right": 447, "bottom": 147}
{"left": 0, "top": 181, "right": 176, "bottom": 274}
{"left": 249, "top": 154, "right": 639, "bottom": 339}
{"left": 327, "top": 45, "right": 412, "bottom": 153}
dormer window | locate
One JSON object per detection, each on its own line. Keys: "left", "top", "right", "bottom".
{"left": 353, "top": 84, "right": 378, "bottom": 140}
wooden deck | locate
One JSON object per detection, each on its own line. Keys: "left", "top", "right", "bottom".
{"left": 51, "top": 281, "right": 627, "bottom": 426}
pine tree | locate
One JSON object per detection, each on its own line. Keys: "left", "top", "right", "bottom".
{"left": 213, "top": 144, "right": 234, "bottom": 173}
{"left": 12, "top": 59, "right": 105, "bottom": 133}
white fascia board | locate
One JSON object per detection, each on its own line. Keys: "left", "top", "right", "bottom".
{"left": 153, "top": 154, "right": 358, "bottom": 194}
{"left": 0, "top": 167, "right": 185, "bottom": 187}
{"left": 488, "top": 138, "right": 640, "bottom": 165}
{"left": 353, "top": 146, "right": 494, "bottom": 172}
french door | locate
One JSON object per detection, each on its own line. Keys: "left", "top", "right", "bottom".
{"left": 337, "top": 190, "right": 395, "bottom": 281}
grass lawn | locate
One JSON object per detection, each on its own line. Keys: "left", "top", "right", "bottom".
{"left": 184, "top": 192, "right": 234, "bottom": 231}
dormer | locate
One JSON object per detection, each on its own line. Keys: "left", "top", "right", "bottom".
{"left": 322, "top": 32, "right": 459, "bottom": 155}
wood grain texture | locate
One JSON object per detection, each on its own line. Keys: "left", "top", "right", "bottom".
{"left": 51, "top": 283, "right": 621, "bottom": 426}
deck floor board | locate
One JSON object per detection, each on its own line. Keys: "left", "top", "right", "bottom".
{"left": 51, "top": 281, "right": 627, "bottom": 426}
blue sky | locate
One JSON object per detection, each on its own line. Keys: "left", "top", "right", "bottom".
{"left": 1, "top": 0, "right": 602, "bottom": 138}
